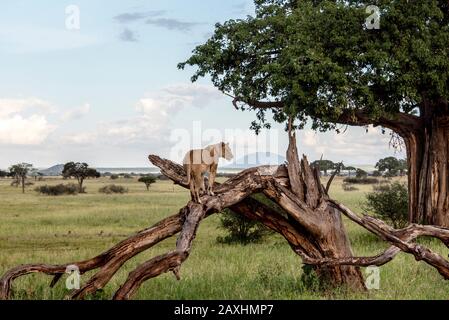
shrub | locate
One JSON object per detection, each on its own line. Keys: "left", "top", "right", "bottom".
{"left": 110, "top": 174, "right": 119, "bottom": 180}
{"left": 344, "top": 177, "right": 379, "bottom": 185}
{"left": 123, "top": 174, "right": 132, "bottom": 179}
{"left": 35, "top": 183, "right": 81, "bottom": 196}
{"left": 216, "top": 209, "right": 271, "bottom": 245}
{"left": 364, "top": 182, "right": 409, "bottom": 229}
{"left": 372, "top": 170, "right": 382, "bottom": 177}
{"left": 99, "top": 184, "right": 128, "bottom": 194}
{"left": 342, "top": 183, "right": 358, "bottom": 192}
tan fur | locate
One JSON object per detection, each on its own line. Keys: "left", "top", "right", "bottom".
{"left": 183, "top": 142, "right": 233, "bottom": 204}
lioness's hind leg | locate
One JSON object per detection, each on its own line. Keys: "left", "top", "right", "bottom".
{"left": 189, "top": 179, "right": 195, "bottom": 202}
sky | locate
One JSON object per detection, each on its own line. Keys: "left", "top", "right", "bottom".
{"left": 0, "top": 0, "right": 405, "bottom": 169}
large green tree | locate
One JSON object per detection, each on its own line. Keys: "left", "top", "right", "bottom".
{"left": 180, "top": 0, "right": 449, "bottom": 226}
{"left": 9, "top": 163, "right": 33, "bottom": 194}
{"left": 62, "top": 162, "right": 100, "bottom": 193}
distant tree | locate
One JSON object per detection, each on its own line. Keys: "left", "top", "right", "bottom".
{"left": 375, "top": 157, "right": 402, "bottom": 177}
{"left": 356, "top": 169, "right": 368, "bottom": 179}
{"left": 9, "top": 163, "right": 34, "bottom": 193}
{"left": 372, "top": 170, "right": 382, "bottom": 177}
{"left": 62, "top": 162, "right": 100, "bottom": 193}
{"left": 398, "top": 159, "right": 408, "bottom": 176}
{"left": 30, "top": 169, "right": 43, "bottom": 181}
{"left": 311, "top": 160, "right": 336, "bottom": 176}
{"left": 0, "top": 170, "right": 8, "bottom": 178}
{"left": 138, "top": 175, "right": 157, "bottom": 191}
{"left": 344, "top": 166, "right": 357, "bottom": 177}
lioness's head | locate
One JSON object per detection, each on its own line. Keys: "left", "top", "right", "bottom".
{"left": 221, "top": 142, "right": 234, "bottom": 161}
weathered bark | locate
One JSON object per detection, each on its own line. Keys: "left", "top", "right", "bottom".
{"left": 280, "top": 126, "right": 365, "bottom": 290}
{"left": 405, "top": 115, "right": 449, "bottom": 226}
{"left": 300, "top": 200, "right": 449, "bottom": 280}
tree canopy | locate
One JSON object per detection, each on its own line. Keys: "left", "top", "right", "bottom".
{"left": 138, "top": 175, "right": 157, "bottom": 190}
{"left": 375, "top": 156, "right": 407, "bottom": 176}
{"left": 179, "top": 0, "right": 449, "bottom": 133}
{"left": 62, "top": 162, "right": 100, "bottom": 193}
{"left": 9, "top": 163, "right": 34, "bottom": 193}
{"left": 311, "top": 159, "right": 337, "bottom": 174}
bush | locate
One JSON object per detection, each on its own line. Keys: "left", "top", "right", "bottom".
{"left": 342, "top": 183, "right": 358, "bottom": 192}
{"left": 364, "top": 182, "right": 409, "bottom": 229}
{"left": 110, "top": 174, "right": 119, "bottom": 180}
{"left": 217, "top": 209, "right": 271, "bottom": 245}
{"left": 344, "top": 177, "right": 379, "bottom": 185}
{"left": 372, "top": 170, "right": 382, "bottom": 177}
{"left": 35, "top": 183, "right": 81, "bottom": 196}
{"left": 99, "top": 184, "right": 128, "bottom": 194}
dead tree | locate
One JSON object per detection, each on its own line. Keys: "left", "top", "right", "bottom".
{"left": 2, "top": 137, "right": 449, "bottom": 300}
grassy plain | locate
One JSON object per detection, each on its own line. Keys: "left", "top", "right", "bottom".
{"left": 0, "top": 175, "right": 448, "bottom": 300}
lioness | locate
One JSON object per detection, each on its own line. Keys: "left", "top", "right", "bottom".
{"left": 183, "top": 142, "right": 233, "bottom": 204}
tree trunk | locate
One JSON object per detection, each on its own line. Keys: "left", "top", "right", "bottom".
{"left": 78, "top": 178, "right": 84, "bottom": 193}
{"left": 283, "top": 127, "right": 365, "bottom": 289}
{"left": 406, "top": 115, "right": 449, "bottom": 226}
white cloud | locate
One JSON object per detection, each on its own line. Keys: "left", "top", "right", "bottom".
{"left": 63, "top": 83, "right": 223, "bottom": 147}
{"left": 0, "top": 98, "right": 56, "bottom": 145}
{"left": 0, "top": 114, "right": 55, "bottom": 145}
{"left": 0, "top": 98, "right": 54, "bottom": 117}
{"left": 62, "top": 103, "right": 91, "bottom": 121}
{"left": 297, "top": 126, "right": 405, "bottom": 165}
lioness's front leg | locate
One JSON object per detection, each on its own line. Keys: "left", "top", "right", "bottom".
{"left": 208, "top": 164, "right": 218, "bottom": 196}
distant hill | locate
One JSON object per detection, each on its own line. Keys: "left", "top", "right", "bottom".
{"left": 39, "top": 164, "right": 64, "bottom": 176}
{"left": 225, "top": 152, "right": 286, "bottom": 169}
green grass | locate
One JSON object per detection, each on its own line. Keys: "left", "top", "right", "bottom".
{"left": 0, "top": 176, "right": 448, "bottom": 300}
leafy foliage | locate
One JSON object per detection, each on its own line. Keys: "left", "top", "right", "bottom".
{"left": 98, "top": 184, "right": 128, "bottom": 194}
{"left": 364, "top": 182, "right": 409, "bottom": 228}
{"left": 0, "top": 170, "right": 9, "bottom": 178}
{"left": 138, "top": 175, "right": 157, "bottom": 190}
{"left": 9, "top": 163, "right": 34, "bottom": 193}
{"left": 344, "top": 177, "right": 379, "bottom": 185}
{"left": 35, "top": 184, "right": 81, "bottom": 196}
{"left": 375, "top": 157, "right": 407, "bottom": 177}
{"left": 217, "top": 209, "right": 271, "bottom": 245}
{"left": 311, "top": 160, "right": 337, "bottom": 175}
{"left": 355, "top": 169, "right": 368, "bottom": 179}
{"left": 180, "top": 0, "right": 449, "bottom": 131}
{"left": 62, "top": 162, "right": 100, "bottom": 193}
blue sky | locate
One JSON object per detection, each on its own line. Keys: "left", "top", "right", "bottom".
{"left": 0, "top": 1, "right": 404, "bottom": 168}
